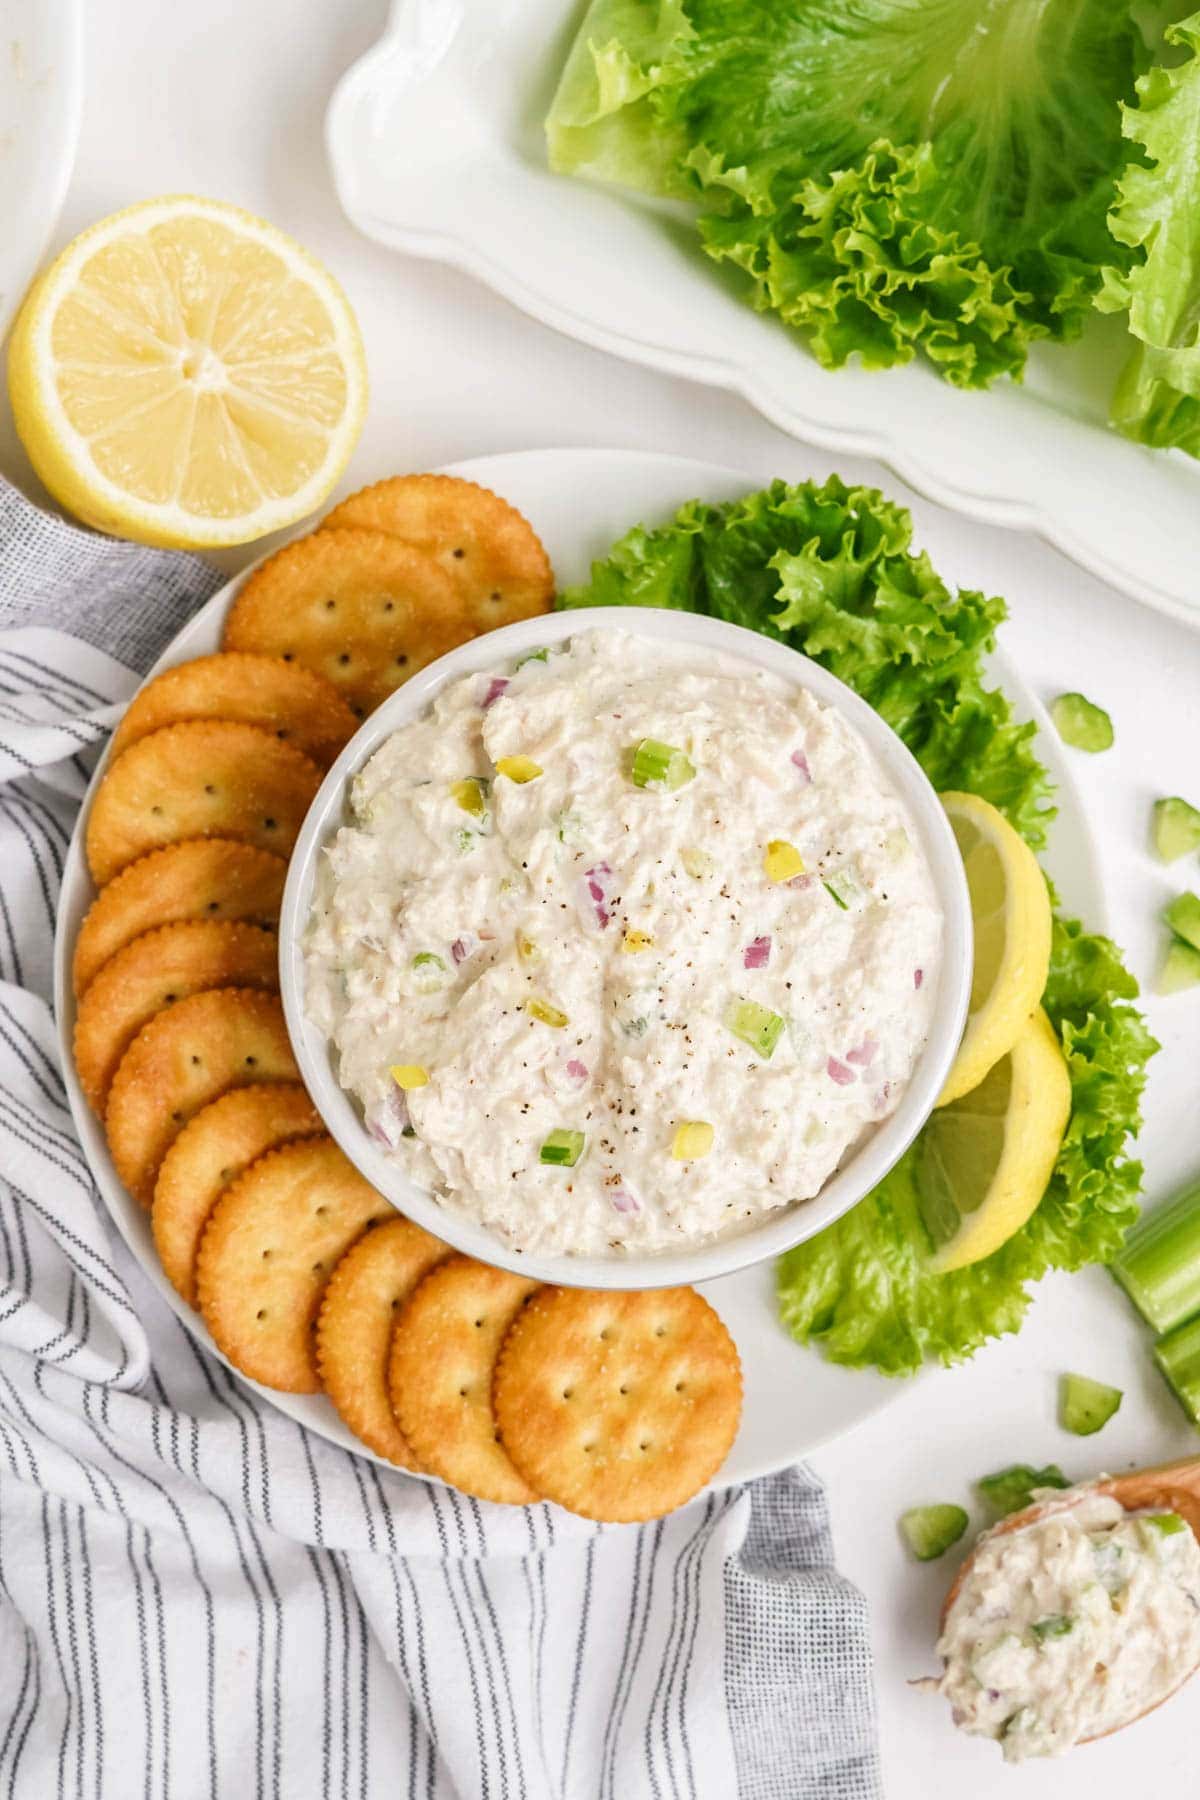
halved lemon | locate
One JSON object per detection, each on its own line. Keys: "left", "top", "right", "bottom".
{"left": 918, "top": 1007, "right": 1071, "bottom": 1273}
{"left": 8, "top": 196, "right": 367, "bottom": 548}
{"left": 937, "top": 790, "right": 1052, "bottom": 1107}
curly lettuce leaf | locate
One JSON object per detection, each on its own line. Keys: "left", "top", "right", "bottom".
{"left": 561, "top": 476, "right": 1156, "bottom": 1374}
{"left": 547, "top": 0, "right": 1142, "bottom": 386}
{"left": 563, "top": 475, "right": 1052, "bottom": 845}
{"left": 1099, "top": 13, "right": 1200, "bottom": 453}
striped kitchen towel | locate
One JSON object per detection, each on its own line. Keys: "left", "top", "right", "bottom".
{"left": 0, "top": 475, "right": 881, "bottom": 1800}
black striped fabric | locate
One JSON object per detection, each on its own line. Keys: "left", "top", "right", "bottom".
{"left": 0, "top": 479, "right": 881, "bottom": 1800}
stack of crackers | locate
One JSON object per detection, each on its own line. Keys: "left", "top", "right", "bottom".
{"left": 69, "top": 473, "right": 744, "bottom": 1520}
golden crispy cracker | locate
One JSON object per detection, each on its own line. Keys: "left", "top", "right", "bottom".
{"left": 316, "top": 1217, "right": 450, "bottom": 1466}
{"left": 72, "top": 839, "right": 287, "bottom": 997}
{"left": 196, "top": 1137, "right": 392, "bottom": 1392}
{"left": 389, "top": 1256, "right": 540, "bottom": 1504}
{"left": 323, "top": 475, "right": 554, "bottom": 633}
{"left": 110, "top": 652, "right": 358, "bottom": 769}
{"left": 493, "top": 1287, "right": 741, "bottom": 1523}
{"left": 222, "top": 528, "right": 469, "bottom": 717}
{"left": 74, "top": 920, "right": 279, "bottom": 1116}
{"left": 86, "top": 722, "right": 321, "bottom": 886}
{"left": 105, "top": 988, "right": 298, "bottom": 1206}
{"left": 152, "top": 1083, "right": 321, "bottom": 1306}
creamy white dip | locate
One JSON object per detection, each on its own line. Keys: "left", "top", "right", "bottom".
{"left": 935, "top": 1486, "right": 1200, "bottom": 1760}
{"left": 305, "top": 630, "right": 942, "bottom": 1256}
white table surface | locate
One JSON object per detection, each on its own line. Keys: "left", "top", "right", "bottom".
{"left": 9, "top": 4, "right": 1200, "bottom": 1792}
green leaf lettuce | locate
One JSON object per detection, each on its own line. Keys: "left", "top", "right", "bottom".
{"left": 546, "top": 0, "right": 1143, "bottom": 387}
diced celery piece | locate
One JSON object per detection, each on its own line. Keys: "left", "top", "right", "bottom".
{"left": 411, "top": 952, "right": 447, "bottom": 993}
{"left": 899, "top": 1504, "right": 968, "bottom": 1561}
{"left": 672, "top": 1120, "right": 714, "bottom": 1160}
{"left": 539, "top": 1128, "right": 585, "bottom": 1167}
{"left": 977, "top": 1464, "right": 1069, "bottom": 1516}
{"left": 1159, "top": 939, "right": 1200, "bottom": 994}
{"left": 1059, "top": 1372, "right": 1122, "bottom": 1436}
{"left": 1144, "top": 1511, "right": 1188, "bottom": 1537}
{"left": 516, "top": 647, "right": 548, "bottom": 669}
{"left": 1114, "top": 1177, "right": 1200, "bottom": 1333}
{"left": 1051, "top": 692, "right": 1113, "bottom": 753}
{"left": 1154, "top": 1313, "right": 1200, "bottom": 1425}
{"left": 1153, "top": 796, "right": 1200, "bottom": 863}
{"left": 526, "top": 998, "right": 568, "bottom": 1028}
{"left": 823, "top": 879, "right": 849, "bottom": 910}
{"left": 724, "top": 997, "right": 786, "bottom": 1059}
{"left": 680, "top": 846, "right": 714, "bottom": 879}
{"left": 1029, "top": 1614, "right": 1073, "bottom": 1642}
{"left": 1165, "top": 890, "right": 1200, "bottom": 953}
{"left": 631, "top": 738, "right": 695, "bottom": 791}
{"left": 455, "top": 828, "right": 479, "bottom": 855}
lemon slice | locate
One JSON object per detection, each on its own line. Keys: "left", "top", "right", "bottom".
{"left": 8, "top": 196, "right": 367, "bottom": 549}
{"left": 937, "top": 790, "right": 1052, "bottom": 1107}
{"left": 918, "top": 1007, "right": 1070, "bottom": 1273}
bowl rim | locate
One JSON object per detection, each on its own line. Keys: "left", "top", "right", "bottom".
{"left": 280, "top": 606, "right": 972, "bottom": 1289}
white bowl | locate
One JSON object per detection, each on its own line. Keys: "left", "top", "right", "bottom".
{"left": 281, "top": 608, "right": 972, "bottom": 1289}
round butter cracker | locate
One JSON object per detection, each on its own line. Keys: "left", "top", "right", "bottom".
{"left": 493, "top": 1286, "right": 741, "bottom": 1523}
{"left": 316, "top": 1216, "right": 450, "bottom": 1466}
{"left": 105, "top": 987, "right": 298, "bottom": 1206}
{"left": 86, "top": 721, "right": 322, "bottom": 885}
{"left": 389, "top": 1256, "right": 541, "bottom": 1505}
{"left": 196, "top": 1137, "right": 392, "bottom": 1392}
{"left": 152, "top": 1082, "right": 322, "bottom": 1306}
{"left": 73, "top": 839, "right": 286, "bottom": 997}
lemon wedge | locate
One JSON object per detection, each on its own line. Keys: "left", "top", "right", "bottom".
{"left": 937, "top": 791, "right": 1052, "bottom": 1107}
{"left": 8, "top": 196, "right": 367, "bottom": 548}
{"left": 918, "top": 1007, "right": 1070, "bottom": 1272}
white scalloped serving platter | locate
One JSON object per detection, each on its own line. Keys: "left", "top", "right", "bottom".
{"left": 327, "top": 0, "right": 1200, "bottom": 629}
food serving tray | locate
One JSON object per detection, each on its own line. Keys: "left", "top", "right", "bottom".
{"left": 327, "top": 0, "right": 1200, "bottom": 629}
{"left": 54, "top": 448, "right": 1104, "bottom": 1487}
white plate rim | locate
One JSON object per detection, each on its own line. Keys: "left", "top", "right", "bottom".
{"left": 325, "top": 0, "right": 1200, "bottom": 632}
{"left": 53, "top": 446, "right": 1106, "bottom": 1491}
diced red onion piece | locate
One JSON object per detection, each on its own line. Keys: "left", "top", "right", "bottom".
{"left": 566, "top": 1059, "right": 589, "bottom": 1084}
{"left": 791, "top": 749, "right": 812, "bottom": 784}
{"left": 787, "top": 873, "right": 812, "bottom": 891}
{"left": 914, "top": 968, "right": 924, "bottom": 989}
{"left": 451, "top": 934, "right": 479, "bottom": 966}
{"left": 827, "top": 1056, "right": 856, "bottom": 1086}
{"left": 580, "top": 862, "right": 613, "bottom": 929}
{"left": 845, "top": 1036, "right": 878, "bottom": 1067}
{"left": 481, "top": 676, "right": 509, "bottom": 709}
{"left": 743, "top": 935, "right": 772, "bottom": 970}
{"left": 611, "top": 1185, "right": 641, "bottom": 1215}
{"left": 367, "top": 1086, "right": 409, "bottom": 1148}
{"left": 873, "top": 1081, "right": 892, "bottom": 1115}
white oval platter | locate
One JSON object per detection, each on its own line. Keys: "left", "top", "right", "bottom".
{"left": 327, "top": 0, "right": 1200, "bottom": 629}
{"left": 53, "top": 448, "right": 1104, "bottom": 1489}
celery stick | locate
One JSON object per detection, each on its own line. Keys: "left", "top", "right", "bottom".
{"left": 1154, "top": 1314, "right": 1200, "bottom": 1427}
{"left": 1113, "top": 1177, "right": 1200, "bottom": 1334}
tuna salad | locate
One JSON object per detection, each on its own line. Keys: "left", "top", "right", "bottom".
{"left": 934, "top": 1486, "right": 1200, "bottom": 1760}
{"left": 304, "top": 629, "right": 943, "bottom": 1256}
